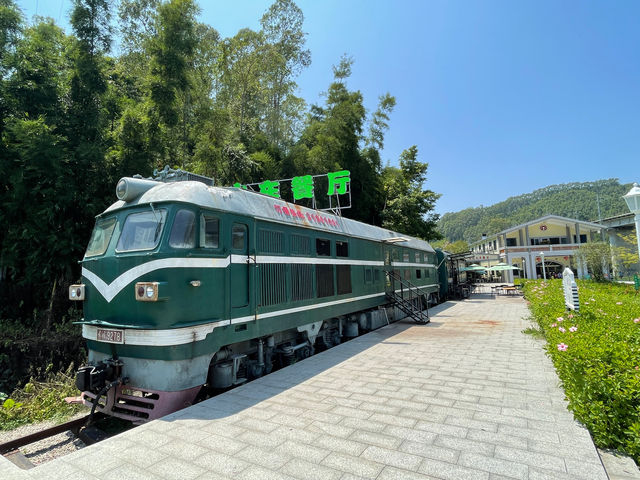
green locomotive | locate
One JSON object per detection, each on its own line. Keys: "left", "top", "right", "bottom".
{"left": 70, "top": 173, "right": 438, "bottom": 422}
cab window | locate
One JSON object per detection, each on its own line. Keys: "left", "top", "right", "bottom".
{"left": 169, "top": 210, "right": 196, "bottom": 248}
{"left": 116, "top": 209, "right": 166, "bottom": 252}
{"left": 85, "top": 217, "right": 117, "bottom": 257}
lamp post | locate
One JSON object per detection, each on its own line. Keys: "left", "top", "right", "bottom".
{"left": 623, "top": 183, "right": 640, "bottom": 263}
{"left": 540, "top": 251, "right": 546, "bottom": 281}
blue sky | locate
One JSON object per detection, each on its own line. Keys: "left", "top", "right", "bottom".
{"left": 16, "top": 0, "right": 640, "bottom": 215}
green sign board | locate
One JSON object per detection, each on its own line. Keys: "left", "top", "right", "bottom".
{"left": 233, "top": 170, "right": 352, "bottom": 210}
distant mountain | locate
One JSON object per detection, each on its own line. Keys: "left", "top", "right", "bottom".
{"left": 437, "top": 179, "right": 631, "bottom": 243}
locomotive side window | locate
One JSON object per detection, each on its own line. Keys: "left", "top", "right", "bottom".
{"left": 336, "top": 241, "right": 349, "bottom": 257}
{"left": 316, "top": 238, "right": 330, "bottom": 256}
{"left": 169, "top": 210, "right": 195, "bottom": 248}
{"left": 200, "top": 214, "right": 219, "bottom": 248}
{"left": 85, "top": 217, "right": 117, "bottom": 257}
{"left": 116, "top": 209, "right": 167, "bottom": 252}
{"left": 416, "top": 269, "right": 422, "bottom": 279}
{"left": 415, "top": 253, "right": 420, "bottom": 263}
{"left": 232, "top": 224, "right": 246, "bottom": 250}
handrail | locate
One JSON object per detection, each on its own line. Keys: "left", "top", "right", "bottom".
{"left": 385, "top": 271, "right": 430, "bottom": 324}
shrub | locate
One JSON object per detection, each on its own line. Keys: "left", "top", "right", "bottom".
{"left": 523, "top": 279, "right": 640, "bottom": 461}
{"left": 0, "top": 364, "right": 86, "bottom": 430}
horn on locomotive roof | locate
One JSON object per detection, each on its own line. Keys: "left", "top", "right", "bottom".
{"left": 116, "top": 166, "right": 215, "bottom": 202}
{"left": 116, "top": 177, "right": 160, "bottom": 202}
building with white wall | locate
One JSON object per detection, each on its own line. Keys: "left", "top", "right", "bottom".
{"left": 469, "top": 215, "right": 604, "bottom": 281}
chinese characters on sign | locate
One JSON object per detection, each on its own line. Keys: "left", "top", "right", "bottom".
{"left": 233, "top": 170, "right": 351, "bottom": 209}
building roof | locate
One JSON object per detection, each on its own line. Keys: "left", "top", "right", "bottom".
{"left": 496, "top": 215, "right": 603, "bottom": 236}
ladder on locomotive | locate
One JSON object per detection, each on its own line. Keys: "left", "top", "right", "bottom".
{"left": 385, "top": 271, "right": 430, "bottom": 324}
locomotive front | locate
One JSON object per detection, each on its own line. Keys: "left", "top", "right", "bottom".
{"left": 70, "top": 177, "right": 226, "bottom": 422}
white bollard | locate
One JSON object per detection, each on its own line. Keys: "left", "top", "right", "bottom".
{"left": 562, "top": 267, "right": 580, "bottom": 311}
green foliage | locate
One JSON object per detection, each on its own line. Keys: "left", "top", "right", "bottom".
{"left": 381, "top": 146, "right": 441, "bottom": 239}
{"left": 0, "top": 365, "right": 85, "bottom": 430}
{"left": 523, "top": 280, "right": 640, "bottom": 461}
{"left": 439, "top": 179, "right": 631, "bottom": 243}
{"left": 577, "top": 242, "right": 613, "bottom": 282}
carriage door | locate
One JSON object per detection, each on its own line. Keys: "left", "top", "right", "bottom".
{"left": 230, "top": 222, "right": 250, "bottom": 318}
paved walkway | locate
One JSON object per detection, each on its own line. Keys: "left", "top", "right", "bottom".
{"left": 2, "top": 294, "right": 610, "bottom": 479}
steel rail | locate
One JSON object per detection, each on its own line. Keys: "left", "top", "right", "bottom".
{"left": 0, "top": 414, "right": 104, "bottom": 455}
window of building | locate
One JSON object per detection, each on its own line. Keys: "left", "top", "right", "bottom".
{"left": 316, "top": 238, "right": 331, "bottom": 256}
{"left": 403, "top": 252, "right": 409, "bottom": 262}
{"left": 415, "top": 253, "right": 420, "bottom": 263}
{"left": 169, "top": 210, "right": 196, "bottom": 248}
{"left": 416, "top": 269, "right": 422, "bottom": 279}
{"left": 336, "top": 241, "right": 349, "bottom": 257}
{"left": 506, "top": 238, "right": 517, "bottom": 247}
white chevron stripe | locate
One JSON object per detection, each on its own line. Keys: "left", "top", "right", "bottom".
{"left": 82, "top": 257, "right": 230, "bottom": 302}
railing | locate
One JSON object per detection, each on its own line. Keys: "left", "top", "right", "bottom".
{"left": 385, "top": 271, "right": 430, "bottom": 324}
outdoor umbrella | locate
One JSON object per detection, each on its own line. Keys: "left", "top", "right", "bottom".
{"left": 487, "top": 263, "right": 521, "bottom": 271}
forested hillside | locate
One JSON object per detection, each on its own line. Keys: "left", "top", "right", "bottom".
{"left": 0, "top": 0, "right": 440, "bottom": 392}
{"left": 438, "top": 179, "right": 631, "bottom": 243}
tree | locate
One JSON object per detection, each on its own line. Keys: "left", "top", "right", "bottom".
{"left": 6, "top": 19, "right": 68, "bottom": 123}
{"left": 259, "top": 0, "right": 310, "bottom": 149}
{"left": 145, "top": 0, "right": 199, "bottom": 166}
{"left": 0, "top": 0, "right": 22, "bottom": 132}
{"left": 381, "top": 146, "right": 441, "bottom": 240}
{"left": 577, "top": 242, "right": 612, "bottom": 282}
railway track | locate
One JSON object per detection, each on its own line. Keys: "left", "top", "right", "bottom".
{"left": 0, "top": 413, "right": 119, "bottom": 469}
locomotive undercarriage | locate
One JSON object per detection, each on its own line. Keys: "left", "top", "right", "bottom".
{"left": 76, "top": 305, "right": 403, "bottom": 423}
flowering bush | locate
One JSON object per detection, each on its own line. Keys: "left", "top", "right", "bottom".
{"left": 523, "top": 279, "right": 640, "bottom": 461}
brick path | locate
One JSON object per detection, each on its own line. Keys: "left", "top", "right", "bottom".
{"left": 1, "top": 293, "right": 609, "bottom": 479}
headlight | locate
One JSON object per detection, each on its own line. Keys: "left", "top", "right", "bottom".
{"left": 69, "top": 284, "right": 85, "bottom": 301}
{"left": 135, "top": 282, "right": 159, "bottom": 301}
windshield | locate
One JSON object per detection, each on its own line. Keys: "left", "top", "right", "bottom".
{"left": 85, "top": 217, "right": 117, "bottom": 257}
{"left": 116, "top": 209, "right": 167, "bottom": 252}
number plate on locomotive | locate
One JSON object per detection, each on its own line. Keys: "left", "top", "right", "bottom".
{"left": 96, "top": 328, "right": 124, "bottom": 344}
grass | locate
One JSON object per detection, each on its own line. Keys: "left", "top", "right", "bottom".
{"left": 0, "top": 364, "right": 87, "bottom": 431}
{"left": 522, "top": 279, "right": 640, "bottom": 461}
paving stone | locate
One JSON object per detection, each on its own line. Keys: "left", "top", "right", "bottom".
{"left": 315, "top": 434, "right": 368, "bottom": 456}
{"left": 321, "top": 452, "right": 384, "bottom": 479}
{"left": 361, "top": 445, "right": 423, "bottom": 471}
{"left": 274, "top": 439, "right": 331, "bottom": 463}
{"left": 399, "top": 440, "right": 460, "bottom": 463}
{"left": 237, "top": 465, "right": 297, "bottom": 480}
{"left": 197, "top": 432, "right": 248, "bottom": 455}
{"left": 418, "top": 457, "right": 490, "bottom": 480}
{"left": 281, "top": 457, "right": 343, "bottom": 480}
{"left": 193, "top": 451, "right": 251, "bottom": 476}
{"left": 146, "top": 457, "right": 206, "bottom": 480}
